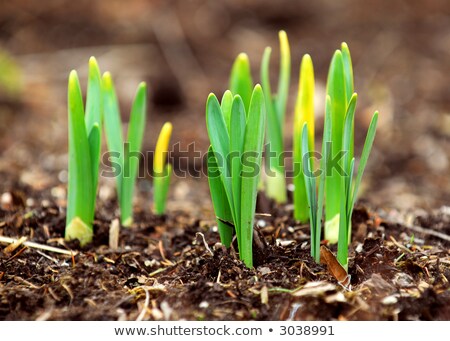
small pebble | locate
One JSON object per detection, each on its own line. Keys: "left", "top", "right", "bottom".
{"left": 1, "top": 192, "right": 13, "bottom": 208}
{"left": 257, "top": 219, "right": 266, "bottom": 228}
{"left": 382, "top": 295, "right": 398, "bottom": 305}
{"left": 58, "top": 170, "right": 68, "bottom": 183}
{"left": 199, "top": 301, "right": 209, "bottom": 309}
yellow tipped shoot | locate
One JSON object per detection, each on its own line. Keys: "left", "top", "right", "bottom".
{"left": 293, "top": 54, "right": 315, "bottom": 222}
{"left": 153, "top": 122, "right": 173, "bottom": 215}
{"left": 154, "top": 122, "right": 173, "bottom": 175}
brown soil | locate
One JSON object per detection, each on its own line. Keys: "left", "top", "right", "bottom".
{"left": 1, "top": 176, "right": 449, "bottom": 321}
{"left": 1, "top": 0, "right": 450, "bottom": 321}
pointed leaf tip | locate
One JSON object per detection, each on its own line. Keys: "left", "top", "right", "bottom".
{"left": 69, "top": 70, "right": 78, "bottom": 82}
{"left": 237, "top": 52, "right": 249, "bottom": 63}
{"left": 138, "top": 81, "right": 147, "bottom": 90}
{"left": 89, "top": 56, "right": 99, "bottom": 68}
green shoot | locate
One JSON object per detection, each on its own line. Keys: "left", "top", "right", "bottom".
{"left": 301, "top": 95, "right": 331, "bottom": 262}
{"left": 325, "top": 45, "right": 354, "bottom": 243}
{"left": 153, "top": 122, "right": 173, "bottom": 215}
{"left": 65, "top": 57, "right": 102, "bottom": 246}
{"left": 293, "top": 54, "right": 315, "bottom": 222}
{"left": 337, "top": 107, "right": 379, "bottom": 270}
{"left": 229, "top": 53, "right": 253, "bottom": 113}
{"left": 260, "top": 30, "right": 291, "bottom": 203}
{"left": 103, "top": 72, "right": 147, "bottom": 226}
{"left": 206, "top": 85, "right": 266, "bottom": 268}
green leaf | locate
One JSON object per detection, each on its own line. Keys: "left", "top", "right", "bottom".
{"left": 102, "top": 72, "right": 124, "bottom": 203}
{"left": 66, "top": 70, "right": 94, "bottom": 244}
{"left": 275, "top": 30, "right": 291, "bottom": 125}
{"left": 337, "top": 179, "right": 349, "bottom": 270}
{"left": 221, "top": 90, "right": 233, "bottom": 134}
{"left": 85, "top": 57, "right": 102, "bottom": 203}
{"left": 240, "top": 85, "right": 266, "bottom": 267}
{"left": 154, "top": 164, "right": 172, "bottom": 216}
{"left": 341, "top": 43, "right": 354, "bottom": 105}
{"left": 85, "top": 57, "right": 102, "bottom": 135}
{"left": 87, "top": 123, "right": 100, "bottom": 219}
{"left": 342, "top": 93, "right": 358, "bottom": 170}
{"left": 121, "top": 82, "right": 147, "bottom": 226}
{"left": 229, "top": 53, "right": 253, "bottom": 113}
{"left": 207, "top": 146, "right": 234, "bottom": 247}
{"left": 229, "top": 95, "right": 246, "bottom": 248}
{"left": 293, "top": 54, "right": 315, "bottom": 222}
{"left": 206, "top": 94, "right": 234, "bottom": 217}
{"left": 350, "top": 112, "right": 379, "bottom": 211}
{"left": 341, "top": 43, "right": 355, "bottom": 164}
{"left": 325, "top": 50, "right": 346, "bottom": 243}
{"left": 261, "top": 46, "right": 286, "bottom": 203}
{"left": 315, "top": 96, "right": 332, "bottom": 262}
{"left": 301, "top": 123, "right": 316, "bottom": 259}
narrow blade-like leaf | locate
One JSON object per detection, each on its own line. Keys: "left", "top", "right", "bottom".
{"left": 207, "top": 146, "right": 234, "bottom": 247}
{"left": 240, "top": 85, "right": 266, "bottom": 267}
{"left": 342, "top": 93, "right": 358, "bottom": 170}
{"left": 350, "top": 112, "right": 379, "bottom": 210}
{"left": 294, "top": 54, "right": 314, "bottom": 222}
{"left": 66, "top": 70, "right": 93, "bottom": 245}
{"left": 206, "top": 94, "right": 234, "bottom": 217}
{"left": 325, "top": 50, "right": 346, "bottom": 243}
{"left": 85, "top": 57, "right": 102, "bottom": 200}
{"left": 121, "top": 82, "right": 147, "bottom": 226}
{"left": 221, "top": 90, "right": 233, "bottom": 134}
{"left": 275, "top": 30, "right": 291, "bottom": 125}
{"left": 341, "top": 43, "right": 355, "bottom": 164}
{"left": 261, "top": 46, "right": 286, "bottom": 203}
{"left": 229, "top": 53, "right": 253, "bottom": 113}
{"left": 301, "top": 123, "right": 316, "bottom": 259}
{"left": 87, "top": 123, "right": 100, "bottom": 220}
{"left": 102, "top": 72, "right": 124, "bottom": 202}
{"left": 229, "top": 95, "right": 246, "bottom": 248}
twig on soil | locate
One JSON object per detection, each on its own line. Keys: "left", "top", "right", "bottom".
{"left": 61, "top": 283, "right": 74, "bottom": 304}
{"left": 389, "top": 236, "right": 413, "bottom": 254}
{"left": 401, "top": 223, "right": 450, "bottom": 243}
{"left": 5, "top": 246, "right": 28, "bottom": 263}
{"left": 196, "top": 232, "right": 213, "bottom": 256}
{"left": 3, "top": 236, "right": 27, "bottom": 254}
{"left": 136, "top": 287, "right": 150, "bottom": 321}
{"left": 36, "top": 250, "right": 60, "bottom": 264}
{"left": 158, "top": 240, "right": 174, "bottom": 266}
{"left": 14, "top": 275, "right": 41, "bottom": 289}
{"left": 0, "top": 236, "right": 77, "bottom": 256}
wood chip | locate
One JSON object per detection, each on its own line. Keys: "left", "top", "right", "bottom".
{"left": 320, "top": 246, "right": 351, "bottom": 288}
{"left": 109, "top": 218, "right": 120, "bottom": 251}
{"left": 4, "top": 236, "right": 27, "bottom": 254}
{"left": 292, "top": 281, "right": 336, "bottom": 297}
{"left": 261, "top": 285, "right": 269, "bottom": 305}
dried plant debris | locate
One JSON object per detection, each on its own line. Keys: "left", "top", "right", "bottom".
{"left": 0, "top": 194, "right": 449, "bottom": 321}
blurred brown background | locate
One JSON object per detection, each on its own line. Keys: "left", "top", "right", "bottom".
{"left": 0, "top": 0, "right": 449, "bottom": 211}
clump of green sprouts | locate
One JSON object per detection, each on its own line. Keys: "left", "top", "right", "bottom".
{"left": 210, "top": 37, "right": 378, "bottom": 269}
{"left": 206, "top": 85, "right": 266, "bottom": 268}
{"left": 294, "top": 43, "right": 379, "bottom": 269}
{"left": 66, "top": 57, "right": 172, "bottom": 245}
